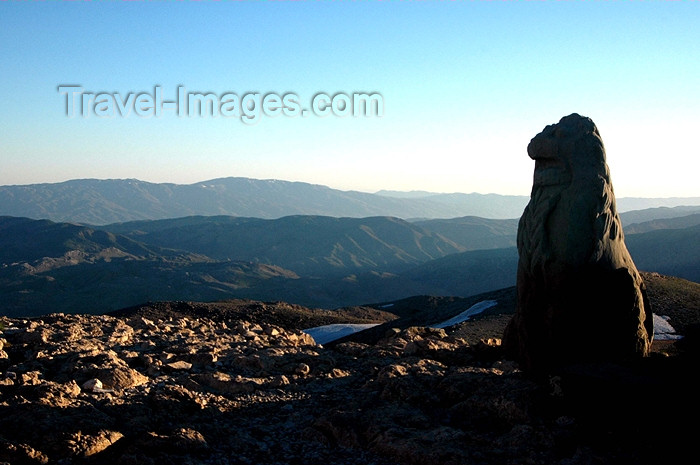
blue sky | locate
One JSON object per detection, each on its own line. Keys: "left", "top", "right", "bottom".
{"left": 1, "top": 0, "right": 699, "bottom": 197}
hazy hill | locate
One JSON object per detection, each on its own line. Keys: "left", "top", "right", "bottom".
{"left": 399, "top": 246, "right": 519, "bottom": 297}
{"left": 619, "top": 205, "right": 700, "bottom": 226}
{"left": 395, "top": 223, "right": 700, "bottom": 298}
{"left": 616, "top": 198, "right": 700, "bottom": 213}
{"left": 101, "top": 215, "right": 464, "bottom": 276}
{"left": 407, "top": 210, "right": 700, "bottom": 250}
{"left": 625, "top": 223, "right": 700, "bottom": 283}
{"left": 412, "top": 216, "right": 518, "bottom": 250}
{"left": 2, "top": 177, "right": 698, "bottom": 225}
{"left": 0, "top": 178, "right": 524, "bottom": 224}
{"left": 623, "top": 212, "right": 700, "bottom": 234}
{"left": 0, "top": 216, "right": 162, "bottom": 265}
{"left": 1, "top": 207, "right": 698, "bottom": 317}
{"left": 379, "top": 189, "right": 700, "bottom": 217}
{"left": 378, "top": 191, "right": 530, "bottom": 218}
{"left": 0, "top": 216, "right": 299, "bottom": 316}
{"left": 0, "top": 258, "right": 299, "bottom": 318}
{"left": 0, "top": 214, "right": 521, "bottom": 315}
{"left": 408, "top": 209, "right": 700, "bottom": 247}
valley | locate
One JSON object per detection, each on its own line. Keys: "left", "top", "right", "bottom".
{"left": 1, "top": 201, "right": 698, "bottom": 317}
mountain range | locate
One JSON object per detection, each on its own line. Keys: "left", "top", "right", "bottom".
{"left": 2, "top": 202, "right": 699, "bottom": 317}
{"left": 2, "top": 177, "right": 700, "bottom": 225}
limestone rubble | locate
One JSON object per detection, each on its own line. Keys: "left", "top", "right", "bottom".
{"left": 0, "top": 306, "right": 695, "bottom": 465}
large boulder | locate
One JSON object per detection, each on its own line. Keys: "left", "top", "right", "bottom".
{"left": 503, "top": 113, "right": 653, "bottom": 372}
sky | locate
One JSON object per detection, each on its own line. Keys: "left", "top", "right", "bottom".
{"left": 1, "top": 0, "right": 699, "bottom": 198}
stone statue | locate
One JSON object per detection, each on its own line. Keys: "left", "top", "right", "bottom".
{"left": 503, "top": 113, "right": 653, "bottom": 372}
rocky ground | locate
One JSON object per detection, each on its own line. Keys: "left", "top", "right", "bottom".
{"left": 1, "top": 287, "right": 699, "bottom": 465}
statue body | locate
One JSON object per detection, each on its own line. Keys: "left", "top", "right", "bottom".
{"left": 503, "top": 113, "right": 653, "bottom": 372}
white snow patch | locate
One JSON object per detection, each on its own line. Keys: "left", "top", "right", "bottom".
{"left": 303, "top": 300, "right": 499, "bottom": 345}
{"left": 653, "top": 313, "right": 682, "bottom": 340}
{"left": 432, "top": 300, "right": 499, "bottom": 329}
{"left": 303, "top": 301, "right": 679, "bottom": 346}
{"left": 303, "top": 323, "right": 380, "bottom": 345}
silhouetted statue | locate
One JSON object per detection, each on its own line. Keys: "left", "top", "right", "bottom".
{"left": 503, "top": 113, "right": 653, "bottom": 372}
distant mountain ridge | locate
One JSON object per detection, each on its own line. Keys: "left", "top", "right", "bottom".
{"left": 0, "top": 178, "right": 527, "bottom": 224}
{"left": 619, "top": 207, "right": 700, "bottom": 228}
{"left": 2, "top": 177, "right": 698, "bottom": 225}
{"left": 0, "top": 216, "right": 161, "bottom": 264}
{"left": 100, "top": 215, "right": 466, "bottom": 277}
{"left": 1, "top": 208, "right": 698, "bottom": 317}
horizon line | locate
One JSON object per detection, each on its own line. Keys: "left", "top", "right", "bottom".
{"left": 1, "top": 175, "right": 699, "bottom": 200}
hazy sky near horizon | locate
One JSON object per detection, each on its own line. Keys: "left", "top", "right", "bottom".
{"left": 1, "top": 0, "right": 699, "bottom": 198}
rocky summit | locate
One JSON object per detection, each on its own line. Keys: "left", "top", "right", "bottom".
{"left": 0, "top": 298, "right": 697, "bottom": 465}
